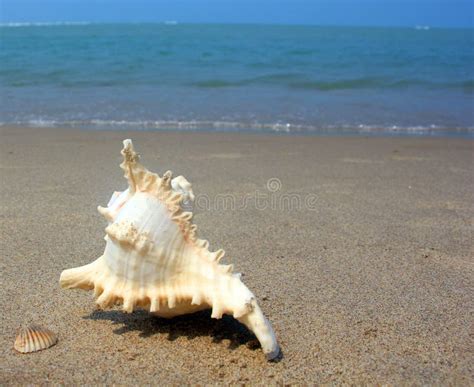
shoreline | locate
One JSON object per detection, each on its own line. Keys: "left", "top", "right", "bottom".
{"left": 1, "top": 126, "right": 473, "bottom": 384}
{"left": 1, "top": 123, "right": 473, "bottom": 139}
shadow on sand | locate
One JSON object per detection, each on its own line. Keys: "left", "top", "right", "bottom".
{"left": 83, "top": 309, "right": 261, "bottom": 353}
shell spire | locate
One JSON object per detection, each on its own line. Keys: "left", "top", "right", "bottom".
{"left": 121, "top": 139, "right": 142, "bottom": 193}
{"left": 60, "top": 139, "right": 280, "bottom": 360}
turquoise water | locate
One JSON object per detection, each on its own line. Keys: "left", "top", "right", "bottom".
{"left": 0, "top": 23, "right": 473, "bottom": 136}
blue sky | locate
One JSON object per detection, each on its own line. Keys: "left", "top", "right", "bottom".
{"left": 1, "top": 0, "right": 473, "bottom": 28}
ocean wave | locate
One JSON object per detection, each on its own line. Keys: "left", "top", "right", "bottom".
{"left": 0, "top": 21, "right": 92, "bottom": 28}
{"left": 460, "top": 79, "right": 474, "bottom": 92}
{"left": 190, "top": 73, "right": 304, "bottom": 88}
{"left": 288, "top": 77, "right": 384, "bottom": 90}
{"left": 5, "top": 74, "right": 472, "bottom": 92}
{"left": 190, "top": 75, "right": 474, "bottom": 91}
{"left": 1, "top": 119, "right": 472, "bottom": 137}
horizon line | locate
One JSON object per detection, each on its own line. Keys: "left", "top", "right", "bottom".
{"left": 0, "top": 20, "right": 473, "bottom": 30}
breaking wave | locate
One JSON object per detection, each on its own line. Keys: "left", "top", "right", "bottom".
{"left": 1, "top": 119, "right": 472, "bottom": 137}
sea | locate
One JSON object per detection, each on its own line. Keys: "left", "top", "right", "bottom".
{"left": 0, "top": 23, "right": 473, "bottom": 137}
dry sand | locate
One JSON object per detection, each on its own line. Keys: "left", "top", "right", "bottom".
{"left": 1, "top": 126, "right": 473, "bottom": 384}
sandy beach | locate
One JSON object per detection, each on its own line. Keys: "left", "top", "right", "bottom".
{"left": 0, "top": 126, "right": 472, "bottom": 384}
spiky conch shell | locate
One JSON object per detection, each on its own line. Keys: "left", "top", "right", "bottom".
{"left": 14, "top": 325, "right": 58, "bottom": 353}
{"left": 59, "top": 139, "right": 279, "bottom": 360}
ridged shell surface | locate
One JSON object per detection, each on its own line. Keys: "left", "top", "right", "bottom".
{"left": 59, "top": 139, "right": 279, "bottom": 360}
{"left": 14, "top": 325, "right": 58, "bottom": 353}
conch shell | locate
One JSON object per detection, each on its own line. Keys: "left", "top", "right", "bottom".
{"left": 59, "top": 140, "right": 279, "bottom": 360}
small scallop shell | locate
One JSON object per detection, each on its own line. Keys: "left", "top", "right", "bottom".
{"left": 14, "top": 325, "right": 58, "bottom": 353}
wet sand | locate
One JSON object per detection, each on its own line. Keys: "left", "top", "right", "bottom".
{"left": 1, "top": 126, "right": 473, "bottom": 384}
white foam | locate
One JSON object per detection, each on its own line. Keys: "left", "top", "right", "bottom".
{"left": 1, "top": 119, "right": 472, "bottom": 137}
{"left": 0, "top": 21, "right": 92, "bottom": 28}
